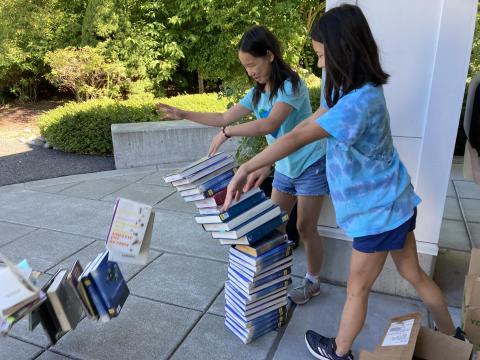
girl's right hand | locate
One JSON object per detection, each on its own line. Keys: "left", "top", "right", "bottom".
{"left": 155, "top": 103, "right": 186, "bottom": 120}
{"left": 243, "top": 165, "right": 271, "bottom": 192}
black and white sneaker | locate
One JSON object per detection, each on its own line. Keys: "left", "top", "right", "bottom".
{"left": 454, "top": 327, "right": 467, "bottom": 342}
{"left": 305, "top": 330, "right": 354, "bottom": 360}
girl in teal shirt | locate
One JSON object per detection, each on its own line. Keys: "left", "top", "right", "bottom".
{"left": 157, "top": 26, "right": 328, "bottom": 305}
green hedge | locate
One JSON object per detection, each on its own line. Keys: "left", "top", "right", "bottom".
{"left": 39, "top": 85, "right": 320, "bottom": 156}
{"left": 38, "top": 93, "right": 229, "bottom": 154}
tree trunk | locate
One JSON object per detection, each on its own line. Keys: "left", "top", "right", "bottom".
{"left": 198, "top": 72, "right": 205, "bottom": 94}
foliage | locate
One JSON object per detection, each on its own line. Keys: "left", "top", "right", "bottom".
{"left": 0, "top": 0, "right": 85, "bottom": 101}
{"left": 44, "top": 47, "right": 128, "bottom": 101}
{"left": 38, "top": 93, "right": 229, "bottom": 154}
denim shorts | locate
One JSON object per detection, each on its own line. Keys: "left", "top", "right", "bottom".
{"left": 272, "top": 156, "right": 329, "bottom": 197}
{"left": 353, "top": 208, "right": 417, "bottom": 253}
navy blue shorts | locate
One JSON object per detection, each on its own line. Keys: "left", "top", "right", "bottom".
{"left": 272, "top": 156, "right": 329, "bottom": 197}
{"left": 352, "top": 208, "right": 417, "bottom": 253}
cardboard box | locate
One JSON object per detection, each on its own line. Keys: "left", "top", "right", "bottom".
{"left": 463, "top": 248, "right": 480, "bottom": 347}
{"left": 360, "top": 312, "right": 472, "bottom": 360}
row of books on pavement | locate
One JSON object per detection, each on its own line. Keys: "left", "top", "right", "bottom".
{"left": 163, "top": 152, "right": 293, "bottom": 344}
{"left": 0, "top": 197, "right": 155, "bottom": 344}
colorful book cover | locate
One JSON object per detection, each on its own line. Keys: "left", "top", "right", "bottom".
{"left": 106, "top": 198, "right": 153, "bottom": 257}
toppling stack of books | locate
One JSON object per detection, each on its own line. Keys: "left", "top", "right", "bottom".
{"left": 0, "top": 250, "right": 130, "bottom": 344}
{"left": 224, "top": 231, "right": 293, "bottom": 343}
{"left": 163, "top": 152, "right": 237, "bottom": 204}
{"left": 0, "top": 199, "right": 156, "bottom": 343}
{"left": 164, "top": 153, "right": 293, "bottom": 343}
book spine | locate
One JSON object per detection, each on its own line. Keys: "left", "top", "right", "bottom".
{"left": 244, "top": 213, "right": 289, "bottom": 244}
{"left": 203, "top": 175, "right": 233, "bottom": 197}
{"left": 219, "top": 192, "right": 265, "bottom": 221}
{"left": 211, "top": 188, "right": 228, "bottom": 205}
{"left": 198, "top": 168, "right": 236, "bottom": 192}
{"left": 82, "top": 277, "right": 110, "bottom": 321}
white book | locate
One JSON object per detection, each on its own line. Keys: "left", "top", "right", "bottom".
{"left": 202, "top": 199, "right": 273, "bottom": 232}
{"left": 170, "top": 157, "right": 235, "bottom": 186}
{"left": 211, "top": 206, "right": 281, "bottom": 239}
{"left": 0, "top": 258, "right": 40, "bottom": 318}
{"left": 106, "top": 198, "right": 155, "bottom": 264}
{"left": 163, "top": 152, "right": 231, "bottom": 183}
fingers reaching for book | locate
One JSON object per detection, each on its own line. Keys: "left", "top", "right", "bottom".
{"left": 208, "top": 131, "right": 228, "bottom": 156}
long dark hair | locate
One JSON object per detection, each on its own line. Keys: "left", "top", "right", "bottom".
{"left": 237, "top": 26, "right": 300, "bottom": 109}
{"left": 311, "top": 4, "right": 389, "bottom": 108}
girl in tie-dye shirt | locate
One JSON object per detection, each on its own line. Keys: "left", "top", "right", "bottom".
{"left": 224, "top": 5, "right": 460, "bottom": 360}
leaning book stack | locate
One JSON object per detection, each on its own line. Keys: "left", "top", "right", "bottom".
{"left": 164, "top": 153, "right": 292, "bottom": 343}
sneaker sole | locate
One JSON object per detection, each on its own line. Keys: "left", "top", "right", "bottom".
{"left": 289, "top": 289, "right": 321, "bottom": 305}
{"left": 304, "top": 334, "right": 331, "bottom": 360}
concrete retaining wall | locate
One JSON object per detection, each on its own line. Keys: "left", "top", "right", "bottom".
{"left": 111, "top": 120, "right": 239, "bottom": 169}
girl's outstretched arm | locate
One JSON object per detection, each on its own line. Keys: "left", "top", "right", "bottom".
{"left": 223, "top": 121, "right": 330, "bottom": 209}
{"left": 156, "top": 103, "right": 251, "bottom": 127}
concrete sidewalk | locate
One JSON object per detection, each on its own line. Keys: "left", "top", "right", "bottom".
{"left": 0, "top": 164, "right": 465, "bottom": 360}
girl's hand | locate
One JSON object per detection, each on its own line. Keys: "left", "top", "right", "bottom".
{"left": 223, "top": 166, "right": 249, "bottom": 210}
{"left": 156, "top": 103, "right": 186, "bottom": 120}
{"left": 243, "top": 165, "right": 271, "bottom": 192}
{"left": 208, "top": 131, "right": 228, "bottom": 156}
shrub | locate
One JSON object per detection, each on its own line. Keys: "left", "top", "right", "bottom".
{"left": 39, "top": 93, "right": 229, "bottom": 154}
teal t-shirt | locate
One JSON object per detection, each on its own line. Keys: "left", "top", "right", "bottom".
{"left": 239, "top": 79, "right": 326, "bottom": 178}
{"left": 316, "top": 83, "right": 421, "bottom": 237}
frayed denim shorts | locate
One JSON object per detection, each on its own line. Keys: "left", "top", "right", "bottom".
{"left": 272, "top": 156, "right": 329, "bottom": 197}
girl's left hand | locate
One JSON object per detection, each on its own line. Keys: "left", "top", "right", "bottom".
{"left": 208, "top": 131, "right": 228, "bottom": 156}
{"left": 223, "top": 166, "right": 249, "bottom": 211}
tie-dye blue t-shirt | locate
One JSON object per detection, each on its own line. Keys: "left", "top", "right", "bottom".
{"left": 239, "top": 79, "right": 326, "bottom": 178}
{"left": 316, "top": 83, "right": 421, "bottom": 237}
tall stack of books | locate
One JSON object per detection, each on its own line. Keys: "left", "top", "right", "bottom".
{"left": 164, "top": 152, "right": 292, "bottom": 343}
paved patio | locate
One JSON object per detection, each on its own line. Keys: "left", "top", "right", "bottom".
{"left": 0, "top": 157, "right": 473, "bottom": 359}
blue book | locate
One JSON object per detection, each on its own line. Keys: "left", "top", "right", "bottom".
{"left": 195, "top": 191, "right": 266, "bottom": 224}
{"left": 225, "top": 316, "right": 285, "bottom": 344}
{"left": 197, "top": 167, "right": 237, "bottom": 193}
{"left": 229, "top": 254, "right": 293, "bottom": 274}
{"left": 225, "top": 281, "right": 287, "bottom": 307}
{"left": 229, "top": 241, "right": 293, "bottom": 266}
{"left": 203, "top": 199, "right": 274, "bottom": 232}
{"left": 228, "top": 266, "right": 291, "bottom": 290}
{"left": 228, "top": 272, "right": 291, "bottom": 296}
{"left": 216, "top": 211, "right": 289, "bottom": 244}
{"left": 229, "top": 257, "right": 292, "bottom": 282}
{"left": 226, "top": 311, "right": 287, "bottom": 333}
{"left": 234, "top": 230, "right": 287, "bottom": 257}
{"left": 89, "top": 251, "right": 129, "bottom": 318}
{"left": 183, "top": 174, "right": 233, "bottom": 202}
{"left": 226, "top": 279, "right": 291, "bottom": 302}
{"left": 225, "top": 303, "right": 288, "bottom": 324}
{"left": 81, "top": 254, "right": 110, "bottom": 322}
{"left": 225, "top": 290, "right": 286, "bottom": 317}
